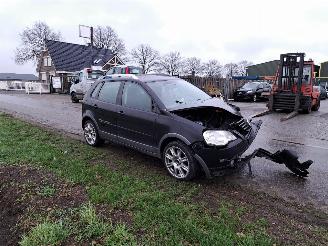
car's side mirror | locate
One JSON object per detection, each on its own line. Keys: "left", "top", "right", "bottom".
{"left": 73, "top": 78, "right": 80, "bottom": 84}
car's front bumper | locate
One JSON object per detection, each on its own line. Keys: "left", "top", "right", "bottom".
{"left": 192, "top": 120, "right": 262, "bottom": 177}
{"left": 233, "top": 92, "right": 255, "bottom": 100}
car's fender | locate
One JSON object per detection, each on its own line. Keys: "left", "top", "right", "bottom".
{"left": 82, "top": 110, "right": 99, "bottom": 129}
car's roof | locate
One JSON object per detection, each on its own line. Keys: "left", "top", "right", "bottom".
{"left": 136, "top": 74, "right": 177, "bottom": 83}
{"left": 101, "top": 74, "right": 178, "bottom": 83}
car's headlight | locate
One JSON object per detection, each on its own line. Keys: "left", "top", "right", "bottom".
{"left": 203, "top": 130, "right": 237, "bottom": 146}
{"left": 246, "top": 90, "right": 253, "bottom": 94}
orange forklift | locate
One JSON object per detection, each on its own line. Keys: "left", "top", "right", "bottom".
{"left": 255, "top": 53, "right": 320, "bottom": 121}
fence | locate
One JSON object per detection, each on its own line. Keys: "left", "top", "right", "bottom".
{"left": 180, "top": 76, "right": 247, "bottom": 99}
{"left": 0, "top": 81, "right": 26, "bottom": 91}
{"left": 25, "top": 82, "right": 50, "bottom": 94}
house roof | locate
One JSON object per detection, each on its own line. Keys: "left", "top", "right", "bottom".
{"left": 45, "top": 40, "right": 116, "bottom": 72}
{"left": 0, "top": 73, "right": 39, "bottom": 81}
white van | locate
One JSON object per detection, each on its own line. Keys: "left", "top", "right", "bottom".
{"left": 70, "top": 67, "right": 104, "bottom": 103}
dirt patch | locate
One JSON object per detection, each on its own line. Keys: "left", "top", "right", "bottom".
{"left": 194, "top": 180, "right": 328, "bottom": 245}
{"left": 0, "top": 165, "right": 88, "bottom": 246}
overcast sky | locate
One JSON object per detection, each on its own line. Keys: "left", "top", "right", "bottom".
{"left": 1, "top": 0, "right": 328, "bottom": 74}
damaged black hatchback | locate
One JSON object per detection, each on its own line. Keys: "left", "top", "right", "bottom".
{"left": 82, "top": 75, "right": 261, "bottom": 180}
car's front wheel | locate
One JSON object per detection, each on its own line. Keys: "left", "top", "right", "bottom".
{"left": 163, "top": 141, "right": 198, "bottom": 180}
{"left": 83, "top": 120, "right": 103, "bottom": 147}
{"left": 71, "top": 92, "right": 79, "bottom": 103}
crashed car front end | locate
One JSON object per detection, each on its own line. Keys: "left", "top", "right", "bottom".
{"left": 192, "top": 118, "right": 262, "bottom": 176}
{"left": 169, "top": 101, "right": 262, "bottom": 177}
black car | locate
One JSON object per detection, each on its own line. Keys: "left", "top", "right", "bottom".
{"left": 233, "top": 82, "right": 271, "bottom": 102}
{"left": 82, "top": 75, "right": 261, "bottom": 180}
{"left": 319, "top": 85, "right": 327, "bottom": 100}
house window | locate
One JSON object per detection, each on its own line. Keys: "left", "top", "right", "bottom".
{"left": 43, "top": 56, "right": 52, "bottom": 67}
{"left": 41, "top": 72, "right": 47, "bottom": 81}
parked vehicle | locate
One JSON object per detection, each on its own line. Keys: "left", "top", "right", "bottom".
{"left": 105, "top": 65, "right": 143, "bottom": 76}
{"left": 70, "top": 68, "right": 104, "bottom": 103}
{"left": 319, "top": 85, "right": 327, "bottom": 100}
{"left": 82, "top": 74, "right": 263, "bottom": 180}
{"left": 233, "top": 81, "right": 271, "bottom": 102}
{"left": 319, "top": 81, "right": 328, "bottom": 98}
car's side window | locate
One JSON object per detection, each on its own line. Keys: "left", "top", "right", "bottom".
{"left": 91, "top": 82, "right": 103, "bottom": 98}
{"left": 98, "top": 82, "right": 121, "bottom": 104}
{"left": 122, "top": 82, "right": 152, "bottom": 112}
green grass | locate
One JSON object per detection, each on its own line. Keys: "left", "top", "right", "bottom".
{"left": 19, "top": 221, "right": 69, "bottom": 246}
{"left": 37, "top": 185, "right": 56, "bottom": 197}
{"left": 0, "top": 114, "right": 273, "bottom": 245}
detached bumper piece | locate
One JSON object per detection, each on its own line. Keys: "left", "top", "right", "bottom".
{"left": 241, "top": 148, "right": 313, "bottom": 177}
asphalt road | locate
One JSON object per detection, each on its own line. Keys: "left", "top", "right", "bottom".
{"left": 0, "top": 91, "right": 327, "bottom": 212}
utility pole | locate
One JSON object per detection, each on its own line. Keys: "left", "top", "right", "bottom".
{"left": 90, "top": 26, "right": 94, "bottom": 47}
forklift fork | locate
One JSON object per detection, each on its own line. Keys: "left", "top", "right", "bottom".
{"left": 239, "top": 148, "right": 313, "bottom": 177}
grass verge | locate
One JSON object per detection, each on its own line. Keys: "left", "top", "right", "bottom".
{"left": 1, "top": 113, "right": 324, "bottom": 245}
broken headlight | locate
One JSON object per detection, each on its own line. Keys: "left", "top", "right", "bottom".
{"left": 203, "top": 130, "right": 237, "bottom": 146}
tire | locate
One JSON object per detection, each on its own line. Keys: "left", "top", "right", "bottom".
{"left": 83, "top": 120, "right": 103, "bottom": 147}
{"left": 312, "top": 99, "right": 320, "bottom": 111}
{"left": 71, "top": 92, "right": 79, "bottom": 103}
{"left": 162, "top": 141, "right": 198, "bottom": 180}
{"left": 303, "top": 103, "right": 312, "bottom": 114}
{"left": 253, "top": 94, "right": 257, "bottom": 102}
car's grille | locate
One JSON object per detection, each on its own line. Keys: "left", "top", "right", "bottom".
{"left": 230, "top": 118, "right": 251, "bottom": 135}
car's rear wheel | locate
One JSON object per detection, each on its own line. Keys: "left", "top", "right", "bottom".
{"left": 83, "top": 120, "right": 102, "bottom": 146}
{"left": 163, "top": 141, "right": 198, "bottom": 180}
{"left": 71, "top": 92, "right": 79, "bottom": 103}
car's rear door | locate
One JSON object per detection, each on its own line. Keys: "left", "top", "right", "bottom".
{"left": 94, "top": 81, "right": 122, "bottom": 138}
{"left": 116, "top": 81, "right": 158, "bottom": 153}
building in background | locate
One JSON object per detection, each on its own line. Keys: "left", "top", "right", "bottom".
{"left": 0, "top": 73, "right": 39, "bottom": 90}
{"left": 247, "top": 59, "right": 320, "bottom": 79}
{"left": 37, "top": 40, "right": 124, "bottom": 92}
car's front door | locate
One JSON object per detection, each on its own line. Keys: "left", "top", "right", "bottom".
{"left": 116, "top": 81, "right": 158, "bottom": 152}
{"left": 94, "top": 81, "right": 122, "bottom": 137}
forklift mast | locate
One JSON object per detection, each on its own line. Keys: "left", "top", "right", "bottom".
{"left": 269, "top": 53, "right": 306, "bottom": 112}
{"left": 276, "top": 53, "right": 304, "bottom": 93}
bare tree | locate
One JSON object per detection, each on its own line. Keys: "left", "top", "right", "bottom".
{"left": 237, "top": 60, "right": 253, "bottom": 76}
{"left": 223, "top": 61, "right": 253, "bottom": 77}
{"left": 93, "top": 26, "right": 126, "bottom": 57}
{"left": 224, "top": 63, "right": 240, "bottom": 78}
{"left": 157, "top": 51, "right": 183, "bottom": 75}
{"left": 203, "top": 59, "right": 223, "bottom": 77}
{"left": 15, "top": 21, "right": 61, "bottom": 65}
{"left": 183, "top": 57, "right": 203, "bottom": 76}
{"left": 130, "top": 44, "right": 160, "bottom": 74}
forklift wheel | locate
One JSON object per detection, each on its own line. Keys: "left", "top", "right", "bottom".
{"left": 312, "top": 99, "right": 320, "bottom": 111}
{"left": 303, "top": 104, "right": 312, "bottom": 114}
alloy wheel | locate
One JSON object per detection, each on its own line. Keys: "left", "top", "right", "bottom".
{"left": 164, "top": 146, "right": 190, "bottom": 179}
{"left": 253, "top": 94, "right": 257, "bottom": 102}
{"left": 84, "top": 122, "right": 97, "bottom": 145}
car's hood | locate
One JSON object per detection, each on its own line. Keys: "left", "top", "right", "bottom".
{"left": 168, "top": 97, "right": 240, "bottom": 116}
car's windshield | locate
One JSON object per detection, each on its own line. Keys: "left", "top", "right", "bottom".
{"left": 241, "top": 82, "right": 260, "bottom": 90}
{"left": 87, "top": 70, "right": 104, "bottom": 79}
{"left": 147, "top": 79, "right": 211, "bottom": 109}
